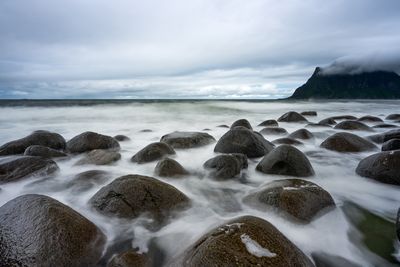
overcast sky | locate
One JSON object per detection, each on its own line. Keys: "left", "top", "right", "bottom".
{"left": 1, "top": 0, "right": 400, "bottom": 99}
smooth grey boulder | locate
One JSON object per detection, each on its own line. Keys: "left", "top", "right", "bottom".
{"left": 260, "top": 127, "right": 288, "bottom": 135}
{"left": 76, "top": 149, "right": 121, "bottom": 165}
{"left": 258, "top": 119, "right": 278, "bottom": 127}
{"left": 319, "top": 118, "right": 337, "bottom": 125}
{"left": 272, "top": 137, "right": 303, "bottom": 146}
{"left": 334, "top": 120, "right": 373, "bottom": 131}
{"left": 131, "top": 142, "right": 175, "bottom": 163}
{"left": 24, "top": 145, "right": 68, "bottom": 158}
{"left": 231, "top": 119, "right": 252, "bottom": 130}
{"left": 203, "top": 153, "right": 248, "bottom": 180}
{"left": 67, "top": 131, "right": 120, "bottom": 153}
{"left": 330, "top": 115, "right": 357, "bottom": 120}
{"left": 114, "top": 135, "right": 130, "bottom": 141}
{"left": 386, "top": 114, "right": 400, "bottom": 120}
{"left": 67, "top": 170, "right": 109, "bottom": 192}
{"left": 372, "top": 123, "right": 398, "bottom": 129}
{"left": 320, "top": 132, "right": 377, "bottom": 153}
{"left": 160, "top": 131, "right": 215, "bottom": 149}
{"left": 357, "top": 115, "right": 383, "bottom": 123}
{"left": 288, "top": 129, "right": 314, "bottom": 140}
{"left": 301, "top": 111, "right": 317, "bottom": 116}
{"left": 277, "top": 111, "right": 308, "bottom": 123}
{"left": 382, "top": 139, "right": 400, "bottom": 151}
{"left": 154, "top": 158, "right": 189, "bottom": 177}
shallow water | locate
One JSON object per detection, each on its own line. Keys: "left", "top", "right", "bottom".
{"left": 0, "top": 100, "right": 400, "bottom": 266}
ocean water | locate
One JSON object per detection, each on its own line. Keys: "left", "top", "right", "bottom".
{"left": 0, "top": 99, "right": 399, "bottom": 266}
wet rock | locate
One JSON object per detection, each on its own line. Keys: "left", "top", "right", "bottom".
{"left": 357, "top": 115, "right": 383, "bottom": 123}
{"left": 300, "top": 111, "right": 317, "bottom": 116}
{"left": 334, "top": 120, "right": 373, "bottom": 131}
{"left": 258, "top": 119, "right": 279, "bottom": 127}
{"left": 67, "top": 131, "right": 120, "bottom": 153}
{"left": 356, "top": 150, "right": 400, "bottom": 185}
{"left": 272, "top": 138, "right": 303, "bottom": 146}
{"left": 277, "top": 111, "right": 308, "bottom": 123}
{"left": 76, "top": 149, "right": 121, "bottom": 165}
{"left": 0, "top": 156, "right": 59, "bottom": 184}
{"left": 231, "top": 119, "right": 252, "bottom": 130}
{"left": 320, "top": 132, "right": 377, "bottom": 153}
{"left": 243, "top": 179, "right": 335, "bottom": 223}
{"left": 160, "top": 131, "right": 215, "bottom": 149}
{"left": 368, "top": 129, "right": 400, "bottom": 143}
{"left": 67, "top": 170, "right": 109, "bottom": 192}
{"left": 256, "top": 145, "right": 315, "bottom": 177}
{"left": 0, "top": 194, "right": 106, "bottom": 267}
{"left": 202, "top": 128, "right": 211, "bottom": 131}
{"left": 311, "top": 252, "right": 362, "bottom": 267}
{"left": 385, "top": 114, "right": 400, "bottom": 120}
{"left": 203, "top": 153, "right": 248, "bottom": 180}
{"left": 170, "top": 215, "right": 315, "bottom": 267}
{"left": 140, "top": 129, "right": 153, "bottom": 133}
{"left": 381, "top": 139, "right": 400, "bottom": 151}
{"left": 90, "top": 174, "right": 190, "bottom": 222}
{"left": 306, "top": 123, "right": 332, "bottom": 128}
{"left": 108, "top": 250, "right": 152, "bottom": 267}
{"left": 318, "top": 118, "right": 337, "bottom": 125}
{"left": 330, "top": 115, "right": 357, "bottom": 120}
{"left": 0, "top": 130, "right": 66, "bottom": 156}
{"left": 288, "top": 129, "right": 314, "bottom": 140}
{"left": 155, "top": 158, "right": 189, "bottom": 177}
{"left": 372, "top": 123, "right": 398, "bottom": 129}
{"left": 217, "top": 124, "right": 229, "bottom": 128}
{"left": 24, "top": 145, "right": 68, "bottom": 158}
{"left": 131, "top": 142, "right": 175, "bottom": 164}
{"left": 260, "top": 127, "right": 288, "bottom": 135}
{"left": 214, "top": 127, "right": 274, "bottom": 158}
{"left": 114, "top": 135, "right": 130, "bottom": 141}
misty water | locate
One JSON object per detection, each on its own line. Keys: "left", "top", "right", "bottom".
{"left": 0, "top": 100, "right": 399, "bottom": 266}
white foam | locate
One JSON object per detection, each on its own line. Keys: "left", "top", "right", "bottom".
{"left": 240, "top": 234, "right": 277, "bottom": 258}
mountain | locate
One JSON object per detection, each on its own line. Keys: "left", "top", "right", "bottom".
{"left": 289, "top": 67, "right": 400, "bottom": 99}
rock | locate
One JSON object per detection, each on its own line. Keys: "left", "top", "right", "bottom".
{"left": 256, "top": 145, "right": 315, "bottom": 177}
{"left": 214, "top": 127, "right": 274, "bottom": 158}
{"left": 108, "top": 250, "right": 152, "bottom": 267}
{"left": 160, "top": 131, "right": 215, "bottom": 149}
{"left": 277, "top": 111, "right": 308, "bottom": 123}
{"left": 320, "top": 132, "right": 377, "bottom": 153}
{"left": 288, "top": 129, "right": 314, "bottom": 140}
{"left": 300, "top": 111, "right": 317, "bottom": 116}
{"left": 154, "top": 158, "right": 189, "bottom": 177}
{"left": 131, "top": 142, "right": 175, "bottom": 164}
{"left": 311, "top": 252, "right": 362, "bottom": 267}
{"left": 272, "top": 138, "right": 303, "bottom": 146}
{"left": 319, "top": 118, "right": 337, "bottom": 125}
{"left": 386, "top": 114, "right": 400, "bottom": 120}
{"left": 258, "top": 120, "right": 279, "bottom": 127}
{"left": 260, "top": 127, "right": 288, "bottom": 135}
{"left": 90, "top": 174, "right": 190, "bottom": 222}
{"left": 306, "top": 123, "right": 332, "bottom": 128}
{"left": 356, "top": 150, "right": 400, "bottom": 185}
{"left": 0, "top": 130, "right": 66, "bottom": 156}
{"left": 330, "top": 115, "right": 357, "bottom": 120}
{"left": 170, "top": 215, "right": 315, "bottom": 267}
{"left": 231, "top": 119, "right": 252, "bottom": 130}
{"left": 368, "top": 129, "right": 400, "bottom": 143}
{"left": 203, "top": 128, "right": 211, "bottom": 131}
{"left": 334, "top": 120, "right": 373, "bottom": 131}
{"left": 217, "top": 124, "right": 229, "bottom": 128}
{"left": 243, "top": 179, "right": 335, "bottom": 223}
{"left": 76, "top": 149, "right": 121, "bottom": 165}
{"left": 67, "top": 170, "right": 109, "bottom": 192}
{"left": 24, "top": 145, "right": 68, "bottom": 158}
{"left": 140, "top": 129, "right": 153, "bottom": 133}
{"left": 203, "top": 153, "right": 248, "bottom": 180}
{"left": 357, "top": 115, "right": 383, "bottom": 123}
{"left": 0, "top": 156, "right": 59, "bottom": 184}
{"left": 382, "top": 139, "right": 400, "bottom": 151}
{"left": 114, "top": 135, "right": 130, "bottom": 141}
{"left": 0, "top": 194, "right": 106, "bottom": 267}
{"left": 67, "top": 131, "right": 120, "bottom": 153}
{"left": 372, "top": 123, "right": 398, "bottom": 128}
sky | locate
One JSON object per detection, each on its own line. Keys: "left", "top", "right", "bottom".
{"left": 0, "top": 0, "right": 400, "bottom": 99}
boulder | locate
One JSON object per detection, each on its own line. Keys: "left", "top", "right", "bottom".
{"left": 356, "top": 150, "right": 400, "bottom": 185}
{"left": 67, "top": 170, "right": 109, "bottom": 192}
{"left": 381, "top": 139, "right": 400, "bottom": 151}
{"left": 67, "top": 131, "right": 120, "bottom": 153}
{"left": 24, "top": 145, "right": 68, "bottom": 158}
{"left": 160, "top": 131, "right": 215, "bottom": 149}
{"left": 288, "top": 129, "right": 314, "bottom": 140}
{"left": 256, "top": 145, "right": 315, "bottom": 177}
{"left": 357, "top": 115, "right": 383, "bottom": 123}
{"left": 231, "top": 119, "right": 252, "bottom": 130}
{"left": 272, "top": 138, "right": 303, "bottom": 146}
{"left": 368, "top": 129, "right": 400, "bottom": 143}
{"left": 372, "top": 123, "right": 398, "bottom": 129}
{"left": 170, "top": 216, "right": 315, "bottom": 267}
{"left": 131, "top": 142, "right": 175, "bottom": 164}
{"left": 0, "top": 130, "right": 66, "bottom": 156}
{"left": 140, "top": 129, "right": 153, "bottom": 133}
{"left": 258, "top": 120, "right": 278, "bottom": 127}
{"left": 114, "top": 135, "right": 130, "bottom": 141}
{"left": 0, "top": 156, "right": 59, "bottom": 184}
{"left": 0, "top": 194, "right": 106, "bottom": 267}
{"left": 154, "top": 158, "right": 189, "bottom": 177}
{"left": 311, "top": 252, "right": 362, "bottom": 267}
{"left": 217, "top": 124, "right": 230, "bottom": 128}
{"left": 90, "top": 174, "right": 190, "bottom": 222}
{"left": 277, "top": 111, "right": 308, "bottom": 123}
{"left": 320, "top": 132, "right": 377, "bottom": 153}
{"left": 108, "top": 250, "right": 152, "bottom": 267}
{"left": 334, "top": 120, "right": 373, "bottom": 131}
{"left": 318, "top": 118, "right": 337, "bottom": 125}
{"left": 300, "top": 111, "right": 317, "bottom": 116}
{"left": 203, "top": 154, "right": 248, "bottom": 180}
{"left": 76, "top": 149, "right": 121, "bottom": 165}
{"left": 260, "top": 127, "right": 288, "bottom": 135}
{"left": 306, "top": 123, "right": 332, "bottom": 128}
{"left": 214, "top": 127, "right": 274, "bottom": 158}
{"left": 330, "top": 115, "right": 357, "bottom": 120}
{"left": 243, "top": 179, "right": 335, "bottom": 223}
{"left": 385, "top": 114, "right": 400, "bottom": 120}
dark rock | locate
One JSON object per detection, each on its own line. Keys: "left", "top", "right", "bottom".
{"left": 256, "top": 145, "right": 315, "bottom": 177}
{"left": 0, "top": 194, "right": 106, "bottom": 267}
{"left": 320, "top": 132, "right": 377, "bottom": 153}
{"left": 140, "top": 129, "right": 153, "bottom": 133}
{"left": 372, "top": 123, "right": 398, "bottom": 129}
{"left": 318, "top": 118, "right": 337, "bottom": 125}
{"left": 277, "top": 111, "right": 308, "bottom": 123}
{"left": 0, "top": 156, "right": 59, "bottom": 184}
{"left": 231, "top": 119, "right": 252, "bottom": 130}
{"left": 170, "top": 216, "right": 315, "bottom": 267}
{"left": 334, "top": 120, "right": 373, "bottom": 131}
{"left": 300, "top": 111, "right": 317, "bottom": 116}
{"left": 203, "top": 154, "right": 248, "bottom": 180}
{"left": 24, "top": 145, "right": 68, "bottom": 158}
{"left": 368, "top": 129, "right": 400, "bottom": 143}
{"left": 258, "top": 119, "right": 279, "bottom": 127}
{"left": 0, "top": 130, "right": 66, "bottom": 156}
{"left": 76, "top": 149, "right": 121, "bottom": 165}
{"left": 382, "top": 139, "right": 400, "bottom": 151}
{"left": 160, "top": 131, "right": 215, "bottom": 149}
{"left": 131, "top": 142, "right": 175, "bottom": 164}
{"left": 214, "top": 127, "right": 274, "bottom": 158}
{"left": 108, "top": 250, "right": 152, "bottom": 267}
{"left": 202, "top": 128, "right": 211, "bottom": 131}
{"left": 357, "top": 115, "right": 383, "bottom": 123}
{"left": 217, "top": 124, "right": 229, "bottom": 128}
{"left": 90, "top": 174, "right": 190, "bottom": 222}
{"left": 356, "top": 150, "right": 400, "bottom": 185}
{"left": 243, "top": 179, "right": 335, "bottom": 223}
{"left": 306, "top": 123, "right": 331, "bottom": 128}
{"left": 260, "top": 127, "right": 288, "bottom": 135}
{"left": 288, "top": 129, "right": 314, "bottom": 140}
{"left": 155, "top": 158, "right": 189, "bottom": 177}
{"left": 311, "top": 252, "right": 362, "bottom": 267}
{"left": 67, "top": 170, "right": 109, "bottom": 192}
{"left": 386, "top": 114, "right": 400, "bottom": 120}
{"left": 330, "top": 115, "right": 357, "bottom": 121}
{"left": 272, "top": 138, "right": 303, "bottom": 146}
{"left": 67, "top": 131, "right": 120, "bottom": 153}
{"left": 114, "top": 135, "right": 130, "bottom": 141}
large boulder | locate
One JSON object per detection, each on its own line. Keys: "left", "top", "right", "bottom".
{"left": 154, "top": 158, "right": 189, "bottom": 177}
{"left": 108, "top": 250, "right": 152, "bottom": 267}
{"left": 24, "top": 145, "right": 68, "bottom": 158}
{"left": 0, "top": 156, "right": 59, "bottom": 184}
{"left": 76, "top": 149, "right": 121, "bottom": 165}
{"left": 170, "top": 216, "right": 315, "bottom": 267}
{"left": 260, "top": 127, "right": 288, "bottom": 135}
{"left": 334, "top": 120, "right": 373, "bottom": 131}
{"left": 214, "top": 127, "right": 274, "bottom": 158}
{"left": 320, "top": 132, "right": 377, "bottom": 153}
{"left": 114, "top": 135, "right": 130, "bottom": 142}
{"left": 67, "top": 170, "right": 110, "bottom": 192}
{"left": 203, "top": 153, "right": 248, "bottom": 180}
{"left": 381, "top": 139, "right": 400, "bottom": 151}
{"left": 131, "top": 142, "right": 175, "bottom": 164}
{"left": 160, "top": 131, "right": 215, "bottom": 149}
{"left": 277, "top": 111, "right": 308, "bottom": 123}
{"left": 357, "top": 115, "right": 383, "bottom": 123}
{"left": 318, "top": 118, "right": 337, "bottom": 125}
{"left": 385, "top": 114, "right": 400, "bottom": 120}
{"left": 243, "top": 179, "right": 335, "bottom": 223}
{"left": 368, "top": 129, "right": 400, "bottom": 143}
{"left": 256, "top": 145, "right": 315, "bottom": 177}
{"left": 258, "top": 119, "right": 278, "bottom": 127}
{"left": 0, "top": 194, "right": 106, "bottom": 267}
{"left": 288, "top": 129, "right": 314, "bottom": 140}
{"left": 300, "top": 111, "right": 317, "bottom": 116}
{"left": 67, "top": 131, "right": 120, "bottom": 153}
{"left": 311, "top": 252, "right": 362, "bottom": 267}
{"left": 356, "top": 150, "right": 400, "bottom": 185}
{"left": 0, "top": 130, "right": 66, "bottom": 156}
{"left": 90, "top": 175, "right": 190, "bottom": 222}
{"left": 231, "top": 119, "right": 252, "bottom": 130}
{"left": 272, "top": 138, "right": 303, "bottom": 146}
{"left": 372, "top": 123, "right": 398, "bottom": 129}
